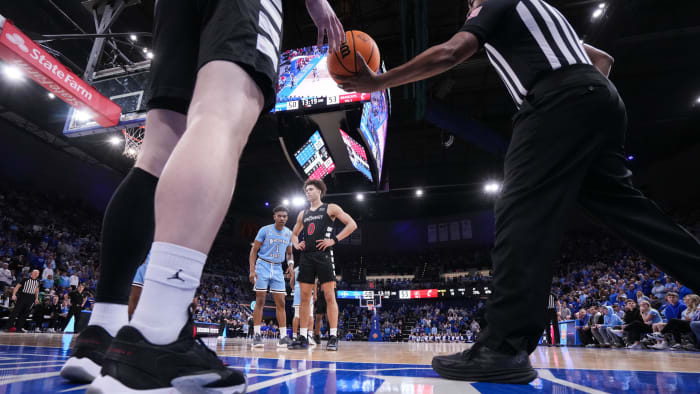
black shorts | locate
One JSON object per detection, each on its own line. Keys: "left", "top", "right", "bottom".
{"left": 147, "top": 0, "right": 282, "bottom": 114}
{"left": 298, "top": 251, "right": 336, "bottom": 285}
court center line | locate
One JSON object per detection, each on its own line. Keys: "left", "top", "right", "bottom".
{"left": 247, "top": 368, "right": 323, "bottom": 392}
{"left": 537, "top": 369, "right": 610, "bottom": 394}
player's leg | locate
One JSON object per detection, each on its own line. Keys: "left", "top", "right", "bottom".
{"left": 61, "top": 0, "right": 192, "bottom": 383}
{"left": 291, "top": 282, "right": 314, "bottom": 349}
{"left": 273, "top": 292, "right": 291, "bottom": 347}
{"left": 252, "top": 290, "right": 267, "bottom": 347}
{"left": 292, "top": 307, "right": 300, "bottom": 338}
{"left": 269, "top": 264, "right": 289, "bottom": 345}
{"left": 314, "top": 313, "right": 323, "bottom": 336}
{"left": 90, "top": 0, "right": 281, "bottom": 392}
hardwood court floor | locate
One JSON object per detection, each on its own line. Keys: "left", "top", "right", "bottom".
{"left": 0, "top": 333, "right": 697, "bottom": 393}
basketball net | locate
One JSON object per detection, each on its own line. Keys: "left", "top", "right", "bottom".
{"left": 122, "top": 125, "right": 145, "bottom": 159}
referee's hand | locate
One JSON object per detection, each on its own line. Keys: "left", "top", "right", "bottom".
{"left": 249, "top": 271, "right": 257, "bottom": 285}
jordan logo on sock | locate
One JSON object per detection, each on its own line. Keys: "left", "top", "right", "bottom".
{"left": 167, "top": 269, "right": 185, "bottom": 282}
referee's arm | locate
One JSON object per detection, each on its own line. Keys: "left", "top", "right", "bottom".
{"left": 35, "top": 285, "right": 39, "bottom": 304}
{"left": 334, "top": 31, "right": 479, "bottom": 92}
{"left": 11, "top": 283, "right": 21, "bottom": 300}
{"left": 583, "top": 44, "right": 614, "bottom": 77}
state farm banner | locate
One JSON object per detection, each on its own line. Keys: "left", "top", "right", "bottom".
{"left": 0, "top": 16, "right": 121, "bottom": 127}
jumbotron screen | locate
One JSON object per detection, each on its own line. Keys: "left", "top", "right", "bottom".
{"left": 339, "top": 129, "right": 373, "bottom": 181}
{"left": 272, "top": 45, "right": 370, "bottom": 113}
{"left": 293, "top": 131, "right": 335, "bottom": 180}
{"left": 359, "top": 89, "right": 388, "bottom": 181}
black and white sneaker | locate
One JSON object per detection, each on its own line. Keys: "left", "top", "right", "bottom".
{"left": 252, "top": 334, "right": 264, "bottom": 348}
{"left": 313, "top": 334, "right": 321, "bottom": 345}
{"left": 61, "top": 325, "right": 113, "bottom": 383}
{"left": 431, "top": 342, "right": 537, "bottom": 384}
{"left": 87, "top": 319, "right": 246, "bottom": 393}
{"left": 326, "top": 335, "right": 338, "bottom": 351}
{"left": 288, "top": 335, "right": 308, "bottom": 350}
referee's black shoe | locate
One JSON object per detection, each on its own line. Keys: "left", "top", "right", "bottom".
{"left": 60, "top": 325, "right": 113, "bottom": 382}
{"left": 431, "top": 342, "right": 537, "bottom": 384}
{"left": 87, "top": 316, "right": 246, "bottom": 393}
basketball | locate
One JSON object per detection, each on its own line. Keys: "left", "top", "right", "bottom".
{"left": 328, "top": 30, "right": 381, "bottom": 83}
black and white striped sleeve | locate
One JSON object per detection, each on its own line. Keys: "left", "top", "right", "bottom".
{"left": 459, "top": 0, "right": 516, "bottom": 47}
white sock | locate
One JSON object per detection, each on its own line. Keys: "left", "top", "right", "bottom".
{"left": 330, "top": 328, "right": 337, "bottom": 337}
{"left": 280, "top": 329, "right": 287, "bottom": 338}
{"left": 130, "top": 242, "right": 206, "bottom": 345}
{"left": 88, "top": 302, "right": 128, "bottom": 337}
{"left": 254, "top": 325, "right": 261, "bottom": 335}
{"left": 300, "top": 328, "right": 308, "bottom": 338}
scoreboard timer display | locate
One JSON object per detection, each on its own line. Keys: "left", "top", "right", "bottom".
{"left": 293, "top": 131, "right": 336, "bottom": 180}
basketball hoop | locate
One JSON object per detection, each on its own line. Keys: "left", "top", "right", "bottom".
{"left": 122, "top": 125, "right": 145, "bottom": 159}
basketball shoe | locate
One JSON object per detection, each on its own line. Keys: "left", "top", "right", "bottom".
{"left": 288, "top": 335, "right": 308, "bottom": 350}
{"left": 87, "top": 311, "right": 246, "bottom": 393}
{"left": 431, "top": 342, "right": 537, "bottom": 384}
{"left": 326, "top": 335, "right": 338, "bottom": 351}
{"left": 61, "top": 325, "right": 113, "bottom": 382}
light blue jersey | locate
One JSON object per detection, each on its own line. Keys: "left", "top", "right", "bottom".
{"left": 255, "top": 225, "right": 292, "bottom": 263}
{"left": 132, "top": 254, "right": 150, "bottom": 287}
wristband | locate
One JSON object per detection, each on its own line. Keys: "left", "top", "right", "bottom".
{"left": 331, "top": 235, "right": 339, "bottom": 244}
{"left": 288, "top": 260, "right": 294, "bottom": 266}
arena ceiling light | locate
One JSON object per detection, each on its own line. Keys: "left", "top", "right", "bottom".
{"left": 696, "top": 96, "right": 700, "bottom": 104}
{"left": 109, "top": 136, "right": 121, "bottom": 145}
{"left": 2, "top": 65, "right": 23, "bottom": 81}
{"left": 592, "top": 8, "right": 604, "bottom": 19}
{"left": 598, "top": 3, "right": 606, "bottom": 8}
{"left": 292, "top": 196, "right": 305, "bottom": 207}
{"left": 282, "top": 199, "right": 290, "bottom": 206}
{"left": 146, "top": 52, "right": 154, "bottom": 59}
{"left": 415, "top": 189, "right": 424, "bottom": 197}
{"left": 264, "top": 202, "right": 270, "bottom": 207}
{"left": 47, "top": 93, "right": 55, "bottom": 99}
{"left": 484, "top": 181, "right": 502, "bottom": 194}
{"left": 74, "top": 110, "right": 92, "bottom": 122}
{"left": 129, "top": 34, "right": 137, "bottom": 41}
{"left": 356, "top": 193, "right": 364, "bottom": 201}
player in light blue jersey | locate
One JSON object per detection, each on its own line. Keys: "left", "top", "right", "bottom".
{"left": 128, "top": 254, "right": 150, "bottom": 320}
{"left": 249, "top": 206, "right": 294, "bottom": 348}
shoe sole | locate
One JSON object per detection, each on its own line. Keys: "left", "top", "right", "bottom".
{"left": 252, "top": 343, "right": 264, "bottom": 348}
{"left": 431, "top": 359, "right": 537, "bottom": 384}
{"left": 88, "top": 374, "right": 247, "bottom": 394}
{"left": 60, "top": 356, "right": 102, "bottom": 383}
{"left": 276, "top": 343, "right": 289, "bottom": 348}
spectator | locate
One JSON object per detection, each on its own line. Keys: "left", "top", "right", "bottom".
{"left": 652, "top": 280, "right": 667, "bottom": 300}
{"left": 0, "top": 262, "right": 13, "bottom": 290}
{"left": 69, "top": 272, "right": 80, "bottom": 288}
{"left": 650, "top": 294, "right": 699, "bottom": 350}
{"left": 625, "top": 300, "right": 662, "bottom": 349}
{"left": 591, "top": 305, "right": 623, "bottom": 347}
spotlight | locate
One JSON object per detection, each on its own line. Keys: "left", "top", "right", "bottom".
{"left": 75, "top": 110, "right": 92, "bottom": 122}
{"left": 282, "top": 199, "right": 290, "bottom": 206}
{"left": 3, "top": 65, "right": 23, "bottom": 81}
{"left": 109, "top": 136, "right": 121, "bottom": 145}
{"left": 47, "top": 93, "right": 55, "bottom": 99}
{"left": 146, "top": 52, "right": 154, "bottom": 59}
{"left": 356, "top": 193, "right": 364, "bottom": 201}
{"left": 415, "top": 189, "right": 423, "bottom": 197}
{"left": 129, "top": 34, "right": 137, "bottom": 41}
{"left": 292, "top": 196, "right": 305, "bottom": 207}
{"left": 696, "top": 96, "right": 700, "bottom": 104}
{"left": 484, "top": 182, "right": 502, "bottom": 194}
{"left": 265, "top": 202, "right": 270, "bottom": 207}
{"left": 142, "top": 47, "right": 148, "bottom": 53}
{"left": 598, "top": 3, "right": 606, "bottom": 8}
{"left": 627, "top": 155, "right": 635, "bottom": 161}
{"left": 592, "top": 9, "right": 603, "bottom": 18}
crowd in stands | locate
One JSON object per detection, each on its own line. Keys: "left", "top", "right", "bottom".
{"left": 1, "top": 182, "right": 698, "bottom": 351}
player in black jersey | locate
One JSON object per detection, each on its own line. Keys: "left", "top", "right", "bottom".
{"left": 290, "top": 178, "right": 357, "bottom": 351}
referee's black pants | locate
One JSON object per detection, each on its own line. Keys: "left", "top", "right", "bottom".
{"left": 8, "top": 294, "right": 35, "bottom": 330}
{"left": 545, "top": 309, "right": 560, "bottom": 345}
{"left": 63, "top": 307, "right": 83, "bottom": 331}
{"left": 482, "top": 64, "right": 700, "bottom": 356}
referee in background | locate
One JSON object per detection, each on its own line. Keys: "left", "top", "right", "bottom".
{"left": 8, "top": 269, "right": 40, "bottom": 332}
{"left": 545, "top": 291, "right": 560, "bottom": 347}
{"left": 336, "top": 0, "right": 700, "bottom": 384}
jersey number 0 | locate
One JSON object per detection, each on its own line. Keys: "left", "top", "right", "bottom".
{"left": 307, "top": 223, "right": 316, "bottom": 235}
